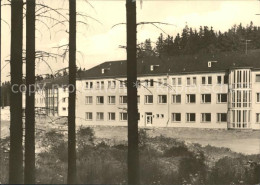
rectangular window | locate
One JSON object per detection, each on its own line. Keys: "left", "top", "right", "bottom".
{"left": 224, "top": 75, "right": 228, "bottom": 84}
{"left": 85, "top": 96, "right": 93, "bottom": 104}
{"left": 96, "top": 81, "right": 100, "bottom": 89}
{"left": 108, "top": 96, "right": 116, "bottom": 104}
{"left": 217, "top": 113, "right": 227, "bottom": 122}
{"left": 62, "top": 98, "right": 66, "bottom": 103}
{"left": 108, "top": 112, "right": 116, "bottom": 121}
{"left": 208, "top": 76, "right": 212, "bottom": 85}
{"left": 187, "top": 77, "right": 191, "bottom": 86}
{"left": 120, "top": 96, "right": 127, "bottom": 104}
{"left": 202, "top": 76, "right": 212, "bottom": 85}
{"left": 201, "top": 94, "right": 211, "bottom": 103}
{"left": 97, "top": 96, "right": 104, "bottom": 104}
{"left": 201, "top": 113, "right": 211, "bottom": 122}
{"left": 217, "top": 94, "right": 227, "bottom": 103}
{"left": 120, "top": 112, "right": 128, "bottom": 121}
{"left": 85, "top": 112, "right": 93, "bottom": 121}
{"left": 172, "top": 95, "right": 181, "bottom": 103}
{"left": 86, "top": 82, "right": 93, "bottom": 89}
{"left": 145, "top": 95, "right": 153, "bottom": 104}
{"left": 62, "top": 107, "right": 66, "bottom": 111}
{"left": 193, "top": 77, "right": 197, "bottom": 85}
{"left": 256, "top": 75, "right": 260, "bottom": 82}
{"left": 186, "top": 113, "right": 196, "bottom": 122}
{"left": 257, "top": 93, "right": 260, "bottom": 103}
{"left": 217, "top": 76, "right": 222, "bottom": 84}
{"left": 150, "top": 79, "right": 154, "bottom": 87}
{"left": 186, "top": 94, "right": 196, "bottom": 103}
{"left": 112, "top": 81, "right": 116, "bottom": 88}
{"left": 101, "top": 81, "right": 104, "bottom": 89}
{"left": 158, "top": 95, "right": 167, "bottom": 104}
{"left": 145, "top": 79, "right": 149, "bottom": 87}
{"left": 172, "top": 113, "right": 181, "bottom": 122}
{"left": 256, "top": 113, "right": 260, "bottom": 123}
{"left": 202, "top": 77, "right": 206, "bottom": 85}
{"left": 120, "top": 81, "right": 124, "bottom": 88}
{"left": 172, "top": 78, "right": 176, "bottom": 86}
{"left": 96, "top": 112, "right": 104, "bottom": 121}
{"left": 108, "top": 81, "right": 111, "bottom": 89}
{"left": 178, "top": 78, "right": 182, "bottom": 85}
{"left": 137, "top": 96, "right": 140, "bottom": 104}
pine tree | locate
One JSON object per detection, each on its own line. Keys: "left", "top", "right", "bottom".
{"left": 24, "top": 0, "right": 36, "bottom": 183}
{"left": 126, "top": 0, "right": 139, "bottom": 184}
{"left": 9, "top": 0, "right": 24, "bottom": 183}
{"left": 67, "top": 0, "right": 77, "bottom": 183}
{"left": 155, "top": 33, "right": 165, "bottom": 56}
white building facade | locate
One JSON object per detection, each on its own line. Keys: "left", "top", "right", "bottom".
{"left": 75, "top": 53, "right": 260, "bottom": 130}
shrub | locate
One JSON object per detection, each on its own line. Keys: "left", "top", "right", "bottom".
{"left": 208, "top": 157, "right": 260, "bottom": 185}
{"left": 164, "top": 145, "right": 192, "bottom": 157}
{"left": 77, "top": 126, "right": 95, "bottom": 148}
{"left": 139, "top": 128, "right": 148, "bottom": 148}
{"left": 178, "top": 152, "right": 207, "bottom": 184}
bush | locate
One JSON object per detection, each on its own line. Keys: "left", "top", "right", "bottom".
{"left": 164, "top": 145, "right": 192, "bottom": 157}
{"left": 178, "top": 152, "right": 207, "bottom": 184}
{"left": 77, "top": 126, "right": 95, "bottom": 148}
{"left": 208, "top": 157, "right": 260, "bottom": 185}
{"left": 139, "top": 128, "right": 148, "bottom": 148}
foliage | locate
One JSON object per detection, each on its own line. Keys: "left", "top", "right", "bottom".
{"left": 1, "top": 127, "right": 260, "bottom": 184}
{"left": 143, "top": 22, "right": 260, "bottom": 57}
{"left": 208, "top": 156, "right": 260, "bottom": 185}
{"left": 164, "top": 145, "right": 192, "bottom": 157}
{"left": 138, "top": 128, "right": 148, "bottom": 148}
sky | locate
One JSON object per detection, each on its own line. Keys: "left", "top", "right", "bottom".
{"left": 1, "top": 0, "right": 260, "bottom": 81}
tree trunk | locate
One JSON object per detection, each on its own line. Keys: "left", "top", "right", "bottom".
{"left": 67, "top": 0, "right": 77, "bottom": 183}
{"left": 9, "top": 0, "right": 24, "bottom": 183}
{"left": 126, "top": 0, "right": 140, "bottom": 184}
{"left": 24, "top": 0, "right": 36, "bottom": 183}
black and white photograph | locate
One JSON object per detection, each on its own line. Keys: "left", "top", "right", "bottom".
{"left": 1, "top": 0, "right": 260, "bottom": 184}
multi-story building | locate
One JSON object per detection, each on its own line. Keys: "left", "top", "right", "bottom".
{"left": 22, "top": 76, "right": 69, "bottom": 117}
{"left": 76, "top": 51, "right": 260, "bottom": 130}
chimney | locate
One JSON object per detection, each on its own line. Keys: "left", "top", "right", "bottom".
{"left": 208, "top": 61, "right": 212, "bottom": 68}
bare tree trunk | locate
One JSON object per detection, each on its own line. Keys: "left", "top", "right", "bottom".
{"left": 126, "top": 0, "right": 140, "bottom": 184}
{"left": 67, "top": 0, "right": 77, "bottom": 183}
{"left": 9, "top": 0, "right": 24, "bottom": 183}
{"left": 24, "top": 0, "right": 36, "bottom": 183}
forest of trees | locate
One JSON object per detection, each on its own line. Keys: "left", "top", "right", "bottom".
{"left": 138, "top": 22, "right": 260, "bottom": 57}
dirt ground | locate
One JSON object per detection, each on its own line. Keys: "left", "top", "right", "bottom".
{"left": 1, "top": 106, "right": 260, "bottom": 155}
{"left": 91, "top": 126, "right": 260, "bottom": 155}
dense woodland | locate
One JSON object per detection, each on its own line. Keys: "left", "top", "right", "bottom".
{"left": 138, "top": 22, "right": 260, "bottom": 57}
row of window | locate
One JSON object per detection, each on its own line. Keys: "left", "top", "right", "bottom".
{"left": 85, "top": 74, "right": 260, "bottom": 89}
{"left": 172, "top": 113, "right": 227, "bottom": 123}
{"left": 85, "top": 94, "right": 228, "bottom": 105}
{"left": 84, "top": 112, "right": 229, "bottom": 123}
{"left": 85, "top": 112, "right": 260, "bottom": 123}
{"left": 86, "top": 93, "right": 260, "bottom": 105}
{"left": 86, "top": 112, "right": 128, "bottom": 121}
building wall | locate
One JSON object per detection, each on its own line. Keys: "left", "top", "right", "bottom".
{"left": 76, "top": 72, "right": 231, "bottom": 129}
{"left": 58, "top": 87, "right": 68, "bottom": 117}
{"left": 252, "top": 71, "right": 260, "bottom": 130}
